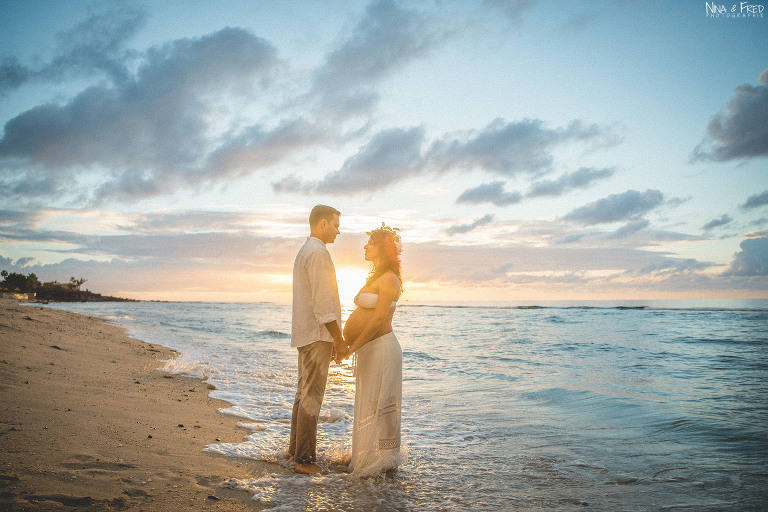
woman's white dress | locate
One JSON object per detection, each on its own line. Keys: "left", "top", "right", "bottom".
{"left": 350, "top": 324, "right": 402, "bottom": 476}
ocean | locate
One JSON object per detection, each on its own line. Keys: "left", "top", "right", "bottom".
{"left": 45, "top": 300, "right": 768, "bottom": 511}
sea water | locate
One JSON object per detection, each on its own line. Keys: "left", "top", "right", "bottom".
{"left": 44, "top": 300, "right": 768, "bottom": 511}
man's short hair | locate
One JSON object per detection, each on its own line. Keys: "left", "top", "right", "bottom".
{"left": 309, "top": 205, "right": 341, "bottom": 227}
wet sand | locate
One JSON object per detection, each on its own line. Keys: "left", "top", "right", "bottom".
{"left": 0, "top": 298, "right": 284, "bottom": 511}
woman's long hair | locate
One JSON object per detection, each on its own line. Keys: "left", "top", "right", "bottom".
{"left": 366, "top": 227, "right": 403, "bottom": 291}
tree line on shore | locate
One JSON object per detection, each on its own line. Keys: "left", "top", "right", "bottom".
{"left": 0, "top": 271, "right": 133, "bottom": 302}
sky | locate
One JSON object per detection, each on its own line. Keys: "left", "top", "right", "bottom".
{"left": 1, "top": 0, "right": 767, "bottom": 304}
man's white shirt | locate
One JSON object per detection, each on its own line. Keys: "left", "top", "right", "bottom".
{"left": 291, "top": 237, "right": 341, "bottom": 348}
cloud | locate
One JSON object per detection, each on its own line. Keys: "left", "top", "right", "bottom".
{"left": 692, "top": 68, "right": 768, "bottom": 161}
{"left": 638, "top": 258, "right": 715, "bottom": 275}
{"left": 563, "top": 189, "right": 664, "bottom": 225}
{"left": 273, "top": 126, "right": 425, "bottom": 194}
{"left": 0, "top": 209, "right": 39, "bottom": 226}
{"left": 15, "top": 257, "right": 37, "bottom": 267}
{"left": 741, "top": 190, "right": 768, "bottom": 210}
{"left": 403, "top": 240, "right": 713, "bottom": 286}
{"left": 0, "top": 57, "right": 30, "bottom": 93}
{"left": 455, "top": 165, "right": 614, "bottom": 209}
{"left": 607, "top": 219, "right": 650, "bottom": 239}
{"left": 0, "top": 208, "right": 307, "bottom": 263}
{"left": 456, "top": 181, "right": 522, "bottom": 206}
{"left": 78, "top": 232, "right": 296, "bottom": 263}
{"left": 0, "top": 28, "right": 283, "bottom": 204}
{"left": 723, "top": 235, "right": 768, "bottom": 276}
{"left": 426, "top": 118, "right": 616, "bottom": 177}
{"left": 115, "top": 210, "right": 270, "bottom": 234}
{"left": 277, "top": 118, "right": 616, "bottom": 196}
{"left": 445, "top": 214, "right": 494, "bottom": 236}
{"left": 702, "top": 214, "right": 733, "bottom": 231}
{"left": 310, "top": 0, "right": 454, "bottom": 119}
{"left": 201, "top": 118, "right": 329, "bottom": 179}
{"left": 527, "top": 166, "right": 614, "bottom": 197}
{"left": 0, "top": 6, "right": 146, "bottom": 94}
{"left": 666, "top": 196, "right": 693, "bottom": 208}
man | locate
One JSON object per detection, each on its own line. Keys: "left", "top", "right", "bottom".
{"left": 289, "top": 204, "right": 345, "bottom": 474}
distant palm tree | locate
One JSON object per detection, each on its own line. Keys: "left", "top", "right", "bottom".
{"left": 70, "top": 277, "right": 87, "bottom": 291}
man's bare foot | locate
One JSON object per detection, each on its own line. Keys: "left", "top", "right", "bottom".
{"left": 294, "top": 462, "right": 322, "bottom": 475}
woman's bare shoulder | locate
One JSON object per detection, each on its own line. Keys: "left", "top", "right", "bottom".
{"left": 373, "top": 271, "right": 399, "bottom": 285}
{"left": 371, "top": 272, "right": 400, "bottom": 297}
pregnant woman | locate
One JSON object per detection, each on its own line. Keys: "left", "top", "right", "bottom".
{"left": 342, "top": 223, "right": 403, "bottom": 476}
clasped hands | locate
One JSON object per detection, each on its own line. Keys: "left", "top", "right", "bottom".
{"left": 332, "top": 338, "right": 350, "bottom": 364}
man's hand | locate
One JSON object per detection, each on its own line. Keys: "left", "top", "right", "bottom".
{"left": 332, "top": 337, "right": 347, "bottom": 364}
{"left": 324, "top": 320, "right": 345, "bottom": 363}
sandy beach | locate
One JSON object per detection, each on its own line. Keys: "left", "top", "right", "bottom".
{"left": 0, "top": 298, "right": 282, "bottom": 511}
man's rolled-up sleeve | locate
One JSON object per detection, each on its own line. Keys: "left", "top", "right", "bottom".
{"left": 306, "top": 250, "right": 339, "bottom": 326}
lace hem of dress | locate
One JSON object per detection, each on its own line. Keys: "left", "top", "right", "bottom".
{"left": 378, "top": 437, "right": 400, "bottom": 450}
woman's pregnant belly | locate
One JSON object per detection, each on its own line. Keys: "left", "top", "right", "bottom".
{"left": 343, "top": 307, "right": 371, "bottom": 341}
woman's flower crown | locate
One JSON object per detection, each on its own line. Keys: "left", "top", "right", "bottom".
{"left": 367, "top": 222, "right": 402, "bottom": 251}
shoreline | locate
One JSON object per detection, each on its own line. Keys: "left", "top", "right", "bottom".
{"left": 0, "top": 298, "right": 282, "bottom": 511}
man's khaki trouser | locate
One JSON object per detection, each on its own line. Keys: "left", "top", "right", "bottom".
{"left": 289, "top": 340, "right": 333, "bottom": 464}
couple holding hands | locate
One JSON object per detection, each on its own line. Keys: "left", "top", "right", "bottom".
{"left": 289, "top": 205, "right": 403, "bottom": 476}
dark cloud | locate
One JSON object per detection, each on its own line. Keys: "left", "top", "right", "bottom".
{"left": 202, "top": 118, "right": 328, "bottom": 179}
{"left": 527, "top": 166, "right": 614, "bottom": 197}
{"left": 445, "top": 214, "right": 494, "bottom": 236}
{"left": 0, "top": 6, "right": 146, "bottom": 94}
{"left": 426, "top": 118, "right": 616, "bottom": 177}
{"left": 274, "top": 126, "right": 425, "bottom": 194}
{"left": 310, "top": 0, "right": 454, "bottom": 119}
{"left": 723, "top": 235, "right": 768, "bottom": 276}
{"left": 15, "top": 257, "right": 37, "bottom": 267}
{"left": 2, "top": 4, "right": 618, "bottom": 204}
{"left": 692, "top": 68, "right": 768, "bottom": 162}
{"left": 456, "top": 181, "right": 522, "bottom": 206}
{"left": 0, "top": 28, "right": 282, "bottom": 204}
{"left": 0, "top": 209, "right": 39, "bottom": 226}
{"left": 607, "top": 219, "right": 650, "bottom": 239}
{"left": 318, "top": 126, "right": 425, "bottom": 193}
{"left": 280, "top": 118, "right": 617, "bottom": 196}
{"left": 741, "top": 190, "right": 768, "bottom": 210}
{"left": 455, "top": 166, "right": 614, "bottom": 208}
{"left": 702, "top": 214, "right": 733, "bottom": 231}
{"left": 1, "top": 2, "right": 460, "bottom": 205}
{"left": 666, "top": 196, "right": 693, "bottom": 208}
{"left": 0, "top": 57, "right": 30, "bottom": 93}
{"left": 563, "top": 189, "right": 664, "bottom": 225}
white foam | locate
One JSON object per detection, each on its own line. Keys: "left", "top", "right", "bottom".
{"left": 319, "top": 408, "right": 349, "bottom": 423}
{"left": 160, "top": 357, "right": 210, "bottom": 380}
{"left": 237, "top": 422, "right": 267, "bottom": 431}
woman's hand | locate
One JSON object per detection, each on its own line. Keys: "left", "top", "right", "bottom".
{"left": 332, "top": 341, "right": 351, "bottom": 363}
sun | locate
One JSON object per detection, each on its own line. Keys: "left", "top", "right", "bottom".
{"left": 335, "top": 266, "right": 369, "bottom": 310}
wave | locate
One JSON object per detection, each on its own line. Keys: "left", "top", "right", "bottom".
{"left": 399, "top": 304, "right": 768, "bottom": 313}
{"left": 256, "top": 329, "right": 291, "bottom": 339}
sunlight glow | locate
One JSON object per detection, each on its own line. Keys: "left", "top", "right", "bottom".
{"left": 335, "top": 266, "right": 369, "bottom": 310}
